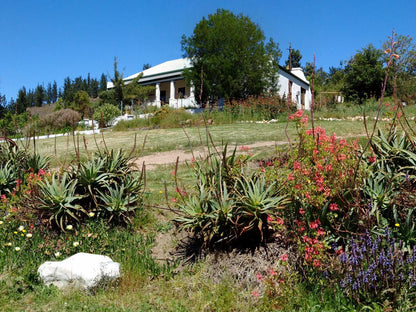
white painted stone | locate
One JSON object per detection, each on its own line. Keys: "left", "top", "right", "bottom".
{"left": 38, "top": 253, "right": 120, "bottom": 289}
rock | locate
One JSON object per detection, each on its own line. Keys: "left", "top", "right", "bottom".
{"left": 38, "top": 252, "right": 121, "bottom": 289}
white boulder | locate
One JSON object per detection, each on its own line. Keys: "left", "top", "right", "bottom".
{"left": 38, "top": 252, "right": 121, "bottom": 289}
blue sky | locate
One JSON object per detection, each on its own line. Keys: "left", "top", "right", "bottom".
{"left": 1, "top": 0, "right": 415, "bottom": 102}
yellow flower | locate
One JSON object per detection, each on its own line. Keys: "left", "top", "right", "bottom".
{"left": 159, "top": 190, "right": 163, "bottom": 194}
{"left": 22, "top": 229, "right": 26, "bottom": 233}
{"left": 14, "top": 231, "right": 18, "bottom": 234}
{"left": 26, "top": 233, "right": 32, "bottom": 238}
{"left": 395, "top": 223, "right": 400, "bottom": 227}
{"left": 15, "top": 247, "right": 20, "bottom": 251}
{"left": 20, "top": 233, "right": 24, "bottom": 237}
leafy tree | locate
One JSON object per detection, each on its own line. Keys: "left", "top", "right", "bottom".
{"left": 123, "top": 73, "right": 155, "bottom": 109}
{"left": 285, "top": 48, "right": 302, "bottom": 68}
{"left": 342, "top": 44, "right": 385, "bottom": 103}
{"left": 71, "top": 90, "right": 90, "bottom": 118}
{"left": 93, "top": 103, "right": 120, "bottom": 127}
{"left": 0, "top": 93, "right": 7, "bottom": 118}
{"left": 181, "top": 9, "right": 281, "bottom": 104}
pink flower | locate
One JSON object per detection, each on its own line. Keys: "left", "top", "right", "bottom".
{"left": 252, "top": 291, "right": 259, "bottom": 298}
{"left": 171, "top": 198, "right": 177, "bottom": 203}
{"left": 329, "top": 203, "right": 339, "bottom": 211}
{"left": 256, "top": 273, "right": 264, "bottom": 282}
{"left": 368, "top": 156, "right": 376, "bottom": 163}
{"left": 279, "top": 254, "right": 288, "bottom": 262}
{"left": 269, "top": 268, "right": 277, "bottom": 276}
{"left": 288, "top": 173, "right": 294, "bottom": 181}
{"left": 295, "top": 110, "right": 303, "bottom": 118}
{"left": 309, "top": 220, "right": 321, "bottom": 230}
{"left": 299, "top": 208, "right": 306, "bottom": 215}
{"left": 293, "top": 161, "right": 301, "bottom": 170}
{"left": 313, "top": 259, "right": 321, "bottom": 267}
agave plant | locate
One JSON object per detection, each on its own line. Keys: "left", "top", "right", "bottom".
{"left": 97, "top": 184, "right": 142, "bottom": 224}
{"left": 235, "top": 175, "right": 288, "bottom": 241}
{"left": 23, "top": 153, "right": 50, "bottom": 173}
{"left": 0, "top": 160, "right": 17, "bottom": 194}
{"left": 37, "top": 173, "right": 87, "bottom": 231}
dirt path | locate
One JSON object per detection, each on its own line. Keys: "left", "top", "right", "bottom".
{"left": 137, "top": 140, "right": 285, "bottom": 170}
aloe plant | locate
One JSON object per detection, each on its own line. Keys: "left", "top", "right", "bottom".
{"left": 0, "top": 161, "right": 17, "bottom": 194}
{"left": 236, "top": 175, "right": 288, "bottom": 240}
{"left": 37, "top": 173, "right": 87, "bottom": 231}
{"left": 98, "top": 184, "right": 142, "bottom": 224}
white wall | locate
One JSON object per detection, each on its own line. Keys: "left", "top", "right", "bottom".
{"left": 277, "top": 68, "right": 311, "bottom": 110}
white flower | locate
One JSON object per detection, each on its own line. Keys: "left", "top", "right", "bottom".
{"left": 73, "top": 241, "right": 80, "bottom": 247}
{"left": 66, "top": 225, "right": 73, "bottom": 231}
{"left": 18, "top": 225, "right": 24, "bottom": 232}
{"left": 15, "top": 247, "right": 21, "bottom": 251}
{"left": 88, "top": 212, "right": 95, "bottom": 217}
{"left": 26, "top": 233, "right": 33, "bottom": 238}
{"left": 6, "top": 242, "right": 12, "bottom": 246}
{"left": 54, "top": 252, "right": 61, "bottom": 257}
{"left": 0, "top": 220, "right": 4, "bottom": 225}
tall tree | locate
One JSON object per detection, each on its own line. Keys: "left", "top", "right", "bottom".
{"left": 16, "top": 87, "right": 28, "bottom": 114}
{"left": 110, "top": 57, "right": 125, "bottom": 107}
{"left": 342, "top": 44, "right": 385, "bottom": 103}
{"left": 285, "top": 48, "right": 302, "bottom": 68}
{"left": 71, "top": 90, "right": 90, "bottom": 118}
{"left": 34, "top": 85, "right": 46, "bottom": 107}
{"left": 99, "top": 73, "right": 107, "bottom": 92}
{"left": 181, "top": 9, "right": 281, "bottom": 103}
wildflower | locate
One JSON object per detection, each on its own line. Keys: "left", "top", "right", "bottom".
{"left": 368, "top": 156, "right": 376, "bottom": 163}
{"left": 159, "top": 190, "right": 163, "bottom": 194}
{"left": 15, "top": 247, "right": 21, "bottom": 251}
{"left": 329, "top": 203, "right": 339, "bottom": 211}
{"left": 54, "top": 252, "right": 61, "bottom": 257}
{"left": 299, "top": 208, "right": 306, "bottom": 215}
{"left": 88, "top": 212, "right": 95, "bottom": 217}
{"left": 14, "top": 231, "right": 17, "bottom": 234}
{"left": 18, "top": 225, "right": 24, "bottom": 232}
{"left": 295, "top": 110, "right": 303, "bottom": 118}
{"left": 279, "top": 254, "right": 288, "bottom": 262}
{"left": 66, "top": 225, "right": 73, "bottom": 231}
{"left": 26, "top": 233, "right": 32, "bottom": 238}
{"left": 309, "top": 220, "right": 321, "bottom": 230}
{"left": 252, "top": 290, "right": 259, "bottom": 298}
{"left": 0, "top": 220, "right": 3, "bottom": 225}
{"left": 171, "top": 198, "right": 177, "bottom": 203}
{"left": 73, "top": 241, "right": 80, "bottom": 247}
{"left": 269, "top": 268, "right": 277, "bottom": 276}
{"left": 256, "top": 273, "right": 264, "bottom": 282}
{"left": 6, "top": 242, "right": 12, "bottom": 246}
{"left": 395, "top": 223, "right": 400, "bottom": 227}
{"left": 313, "top": 259, "right": 321, "bottom": 267}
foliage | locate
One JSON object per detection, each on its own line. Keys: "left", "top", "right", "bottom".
{"left": 37, "top": 173, "right": 87, "bottom": 231}
{"left": 71, "top": 90, "right": 91, "bottom": 118}
{"left": 175, "top": 145, "right": 287, "bottom": 248}
{"left": 181, "top": 9, "right": 281, "bottom": 103}
{"left": 342, "top": 44, "right": 385, "bottom": 103}
{"left": 285, "top": 47, "right": 302, "bottom": 68}
{"left": 93, "top": 103, "right": 120, "bottom": 126}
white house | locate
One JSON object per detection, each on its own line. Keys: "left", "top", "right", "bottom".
{"left": 108, "top": 58, "right": 312, "bottom": 110}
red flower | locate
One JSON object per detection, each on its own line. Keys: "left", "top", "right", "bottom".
{"left": 368, "top": 156, "right": 376, "bottom": 163}
{"left": 295, "top": 110, "right": 303, "bottom": 118}
{"left": 279, "top": 254, "right": 288, "bottom": 262}
{"left": 329, "top": 203, "right": 339, "bottom": 211}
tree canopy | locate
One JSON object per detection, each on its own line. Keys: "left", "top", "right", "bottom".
{"left": 181, "top": 9, "right": 281, "bottom": 104}
{"left": 342, "top": 44, "right": 385, "bottom": 103}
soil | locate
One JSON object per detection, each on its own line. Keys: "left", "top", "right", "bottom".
{"left": 137, "top": 140, "right": 284, "bottom": 170}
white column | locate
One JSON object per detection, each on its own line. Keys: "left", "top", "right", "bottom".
{"left": 189, "top": 85, "right": 196, "bottom": 107}
{"left": 155, "top": 83, "right": 161, "bottom": 108}
{"left": 169, "top": 80, "right": 175, "bottom": 107}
